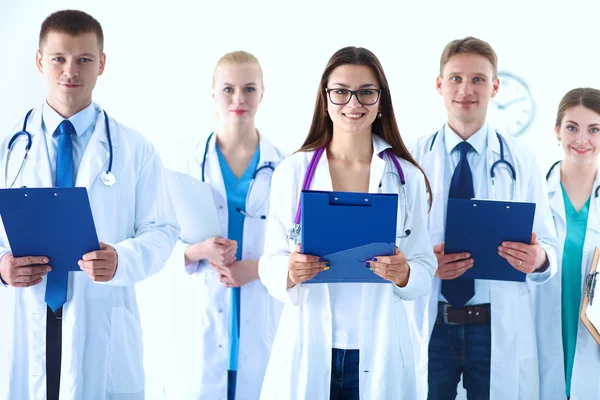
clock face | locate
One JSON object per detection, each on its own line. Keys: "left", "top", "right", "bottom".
{"left": 489, "top": 72, "right": 535, "bottom": 137}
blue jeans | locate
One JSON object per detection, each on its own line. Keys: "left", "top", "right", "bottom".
{"left": 330, "top": 349, "right": 359, "bottom": 400}
{"left": 427, "top": 303, "right": 491, "bottom": 400}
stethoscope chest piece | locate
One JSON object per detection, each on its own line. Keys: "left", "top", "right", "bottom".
{"left": 100, "top": 171, "right": 116, "bottom": 187}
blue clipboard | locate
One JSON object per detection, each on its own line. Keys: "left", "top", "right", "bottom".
{"left": 301, "top": 190, "right": 398, "bottom": 283}
{"left": 444, "top": 198, "right": 535, "bottom": 282}
{"left": 0, "top": 187, "right": 100, "bottom": 274}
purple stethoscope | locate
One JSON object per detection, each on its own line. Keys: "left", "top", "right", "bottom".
{"left": 287, "top": 145, "right": 413, "bottom": 245}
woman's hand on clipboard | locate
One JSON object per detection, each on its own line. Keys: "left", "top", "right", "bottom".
{"left": 287, "top": 244, "right": 329, "bottom": 288}
{"left": 368, "top": 247, "right": 411, "bottom": 287}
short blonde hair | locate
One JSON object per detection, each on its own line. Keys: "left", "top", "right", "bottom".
{"left": 212, "top": 50, "right": 263, "bottom": 88}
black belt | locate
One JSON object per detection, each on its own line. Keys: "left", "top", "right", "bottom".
{"left": 46, "top": 306, "right": 62, "bottom": 400}
{"left": 438, "top": 302, "right": 490, "bottom": 325}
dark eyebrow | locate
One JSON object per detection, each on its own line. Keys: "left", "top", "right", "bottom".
{"left": 566, "top": 120, "right": 580, "bottom": 126}
{"left": 589, "top": 123, "right": 600, "bottom": 128}
{"left": 329, "top": 83, "right": 378, "bottom": 88}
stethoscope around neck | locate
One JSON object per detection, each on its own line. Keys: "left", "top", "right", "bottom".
{"left": 429, "top": 129, "right": 517, "bottom": 200}
{"left": 4, "top": 108, "right": 116, "bottom": 188}
{"left": 287, "top": 144, "right": 414, "bottom": 245}
{"left": 546, "top": 160, "right": 600, "bottom": 200}
{"left": 200, "top": 131, "right": 274, "bottom": 219}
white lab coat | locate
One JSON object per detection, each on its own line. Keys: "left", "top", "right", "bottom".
{"left": 258, "top": 134, "right": 437, "bottom": 400}
{"left": 161, "top": 132, "right": 286, "bottom": 400}
{"left": 0, "top": 103, "right": 180, "bottom": 400}
{"left": 535, "top": 164, "right": 600, "bottom": 400}
{"left": 410, "top": 126, "right": 558, "bottom": 400}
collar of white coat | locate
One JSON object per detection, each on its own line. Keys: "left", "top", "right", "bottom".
{"left": 547, "top": 161, "right": 600, "bottom": 231}
{"left": 443, "top": 122, "right": 488, "bottom": 156}
{"left": 196, "top": 130, "right": 282, "bottom": 167}
{"left": 432, "top": 122, "right": 501, "bottom": 155}
{"left": 25, "top": 102, "right": 118, "bottom": 148}
{"left": 372, "top": 132, "right": 393, "bottom": 156}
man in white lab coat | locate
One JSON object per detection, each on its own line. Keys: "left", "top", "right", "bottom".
{"left": 411, "top": 37, "right": 557, "bottom": 399}
{"left": 0, "top": 10, "right": 179, "bottom": 400}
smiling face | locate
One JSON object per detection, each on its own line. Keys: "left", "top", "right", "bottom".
{"left": 326, "top": 64, "right": 381, "bottom": 137}
{"left": 437, "top": 52, "right": 499, "bottom": 130}
{"left": 556, "top": 105, "right": 600, "bottom": 168}
{"left": 36, "top": 31, "right": 105, "bottom": 117}
{"left": 212, "top": 62, "right": 263, "bottom": 127}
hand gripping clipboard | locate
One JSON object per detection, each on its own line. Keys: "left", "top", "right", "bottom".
{"left": 581, "top": 247, "right": 600, "bottom": 346}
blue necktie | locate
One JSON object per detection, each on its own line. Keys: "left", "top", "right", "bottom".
{"left": 45, "top": 120, "right": 74, "bottom": 312}
{"left": 442, "top": 141, "right": 475, "bottom": 308}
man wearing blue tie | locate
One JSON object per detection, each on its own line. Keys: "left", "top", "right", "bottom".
{"left": 411, "top": 37, "right": 557, "bottom": 399}
{"left": 0, "top": 10, "right": 179, "bottom": 399}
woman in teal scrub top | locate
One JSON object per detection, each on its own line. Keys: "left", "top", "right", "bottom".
{"left": 167, "top": 51, "right": 286, "bottom": 400}
{"left": 538, "top": 87, "right": 600, "bottom": 400}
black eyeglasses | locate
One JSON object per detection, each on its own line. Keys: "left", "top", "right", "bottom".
{"left": 325, "top": 88, "right": 382, "bottom": 106}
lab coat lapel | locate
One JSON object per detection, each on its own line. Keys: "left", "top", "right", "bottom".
{"left": 311, "top": 149, "right": 333, "bottom": 192}
{"left": 546, "top": 162, "right": 566, "bottom": 227}
{"left": 485, "top": 128, "right": 516, "bottom": 202}
{"left": 420, "top": 127, "right": 446, "bottom": 244}
{"left": 23, "top": 106, "right": 52, "bottom": 187}
{"left": 75, "top": 108, "right": 110, "bottom": 189}
{"left": 587, "top": 169, "right": 600, "bottom": 234}
{"left": 203, "top": 133, "right": 227, "bottom": 201}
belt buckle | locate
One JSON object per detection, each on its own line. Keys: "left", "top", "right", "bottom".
{"left": 443, "top": 303, "right": 460, "bottom": 325}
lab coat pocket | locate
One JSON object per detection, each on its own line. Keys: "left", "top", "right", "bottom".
{"left": 107, "top": 306, "right": 145, "bottom": 394}
{"left": 393, "top": 302, "right": 415, "bottom": 367}
{"left": 515, "top": 291, "right": 535, "bottom": 360}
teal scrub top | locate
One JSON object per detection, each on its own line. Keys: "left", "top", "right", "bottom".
{"left": 216, "top": 144, "right": 260, "bottom": 373}
{"left": 560, "top": 184, "right": 590, "bottom": 397}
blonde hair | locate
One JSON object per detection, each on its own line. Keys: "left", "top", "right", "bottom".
{"left": 212, "top": 50, "right": 264, "bottom": 88}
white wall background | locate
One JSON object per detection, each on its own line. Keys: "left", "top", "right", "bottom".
{"left": 1, "top": 0, "right": 599, "bottom": 398}
{"left": 2, "top": 0, "right": 600, "bottom": 172}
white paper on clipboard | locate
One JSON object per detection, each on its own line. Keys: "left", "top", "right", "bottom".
{"left": 164, "top": 169, "right": 223, "bottom": 244}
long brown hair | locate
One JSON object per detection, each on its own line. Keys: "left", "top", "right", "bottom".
{"left": 299, "top": 46, "right": 432, "bottom": 206}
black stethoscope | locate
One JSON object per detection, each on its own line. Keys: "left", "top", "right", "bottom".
{"left": 201, "top": 131, "right": 274, "bottom": 219}
{"left": 546, "top": 160, "right": 600, "bottom": 199}
{"left": 5, "top": 108, "right": 115, "bottom": 188}
{"left": 429, "top": 129, "right": 517, "bottom": 199}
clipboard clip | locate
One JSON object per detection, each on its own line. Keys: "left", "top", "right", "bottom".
{"left": 586, "top": 272, "right": 598, "bottom": 306}
{"left": 288, "top": 224, "right": 302, "bottom": 245}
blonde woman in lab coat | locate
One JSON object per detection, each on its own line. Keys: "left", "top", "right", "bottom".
{"left": 258, "top": 46, "right": 437, "bottom": 400}
{"left": 164, "top": 51, "right": 286, "bottom": 400}
{"left": 538, "top": 87, "right": 600, "bottom": 400}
